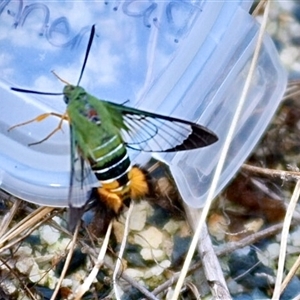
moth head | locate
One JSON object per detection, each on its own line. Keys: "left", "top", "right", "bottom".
{"left": 63, "top": 85, "right": 87, "bottom": 105}
{"left": 63, "top": 85, "right": 76, "bottom": 104}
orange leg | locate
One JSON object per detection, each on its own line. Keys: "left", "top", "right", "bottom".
{"left": 8, "top": 111, "right": 69, "bottom": 146}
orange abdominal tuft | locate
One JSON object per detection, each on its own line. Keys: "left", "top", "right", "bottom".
{"left": 129, "top": 167, "right": 150, "bottom": 199}
{"left": 97, "top": 187, "right": 124, "bottom": 213}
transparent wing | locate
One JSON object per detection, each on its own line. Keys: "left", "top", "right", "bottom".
{"left": 68, "top": 125, "right": 98, "bottom": 231}
{"left": 106, "top": 101, "right": 218, "bottom": 152}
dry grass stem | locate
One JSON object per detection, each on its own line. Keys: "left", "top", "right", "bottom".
{"left": 113, "top": 202, "right": 134, "bottom": 299}
{"left": 272, "top": 180, "right": 300, "bottom": 299}
{"left": 0, "top": 206, "right": 55, "bottom": 251}
{"left": 74, "top": 221, "right": 112, "bottom": 300}
{"left": 172, "top": 0, "right": 271, "bottom": 298}
{"left": 51, "top": 223, "right": 80, "bottom": 300}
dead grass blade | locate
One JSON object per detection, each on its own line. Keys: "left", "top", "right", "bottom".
{"left": 0, "top": 206, "right": 55, "bottom": 251}
{"left": 50, "top": 223, "right": 80, "bottom": 300}
{"left": 113, "top": 202, "right": 134, "bottom": 299}
{"left": 272, "top": 180, "right": 300, "bottom": 299}
{"left": 74, "top": 220, "right": 112, "bottom": 299}
{"left": 172, "top": 0, "right": 271, "bottom": 298}
{"left": 0, "top": 199, "right": 21, "bottom": 238}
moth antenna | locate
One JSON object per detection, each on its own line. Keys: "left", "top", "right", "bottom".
{"left": 11, "top": 87, "right": 62, "bottom": 96}
{"left": 51, "top": 70, "right": 71, "bottom": 85}
{"left": 77, "top": 24, "right": 96, "bottom": 86}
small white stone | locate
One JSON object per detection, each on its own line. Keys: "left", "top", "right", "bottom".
{"left": 124, "top": 268, "right": 144, "bottom": 280}
{"left": 52, "top": 216, "right": 64, "bottom": 226}
{"left": 129, "top": 203, "right": 148, "bottom": 231}
{"left": 0, "top": 279, "right": 17, "bottom": 295}
{"left": 286, "top": 245, "right": 300, "bottom": 255}
{"left": 144, "top": 260, "right": 171, "bottom": 278}
{"left": 29, "top": 262, "right": 42, "bottom": 283}
{"left": 62, "top": 278, "right": 73, "bottom": 287}
{"left": 281, "top": 46, "right": 299, "bottom": 67}
{"left": 290, "top": 227, "right": 300, "bottom": 246}
{"left": 266, "top": 243, "right": 280, "bottom": 260}
{"left": 39, "top": 225, "right": 60, "bottom": 245}
{"left": 134, "top": 227, "right": 163, "bottom": 249}
{"left": 158, "top": 260, "right": 170, "bottom": 268}
{"left": 133, "top": 234, "right": 148, "bottom": 248}
{"left": 29, "top": 263, "right": 54, "bottom": 286}
{"left": 46, "top": 270, "right": 59, "bottom": 289}
{"left": 0, "top": 248, "right": 11, "bottom": 256}
{"left": 16, "top": 257, "right": 35, "bottom": 274}
{"left": 47, "top": 237, "right": 72, "bottom": 254}
{"left": 163, "top": 220, "right": 180, "bottom": 235}
{"left": 17, "top": 295, "right": 32, "bottom": 300}
{"left": 227, "top": 278, "right": 244, "bottom": 294}
{"left": 56, "top": 237, "right": 72, "bottom": 251}
{"left": 140, "top": 248, "right": 165, "bottom": 261}
{"left": 15, "top": 245, "right": 32, "bottom": 257}
{"left": 35, "top": 253, "right": 54, "bottom": 264}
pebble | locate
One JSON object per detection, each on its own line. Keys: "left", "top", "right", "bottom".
{"left": 0, "top": 279, "right": 17, "bottom": 295}
{"left": 134, "top": 226, "right": 163, "bottom": 249}
{"left": 281, "top": 47, "right": 300, "bottom": 70}
{"left": 124, "top": 268, "right": 145, "bottom": 280}
{"left": 266, "top": 243, "right": 280, "bottom": 260}
{"left": 15, "top": 245, "right": 32, "bottom": 257}
{"left": 144, "top": 260, "right": 171, "bottom": 278}
{"left": 17, "top": 295, "right": 32, "bottom": 300}
{"left": 53, "top": 237, "right": 72, "bottom": 251}
{"left": 227, "top": 278, "right": 244, "bottom": 295}
{"left": 29, "top": 262, "right": 43, "bottom": 283}
{"left": 286, "top": 255, "right": 300, "bottom": 275}
{"left": 15, "top": 257, "right": 35, "bottom": 274}
{"left": 46, "top": 269, "right": 59, "bottom": 289}
{"left": 129, "top": 201, "right": 153, "bottom": 231}
{"left": 140, "top": 248, "right": 165, "bottom": 261}
{"left": 35, "top": 253, "right": 54, "bottom": 264}
{"left": 287, "top": 245, "right": 300, "bottom": 255}
{"left": 290, "top": 226, "right": 300, "bottom": 246}
{"left": 163, "top": 219, "right": 180, "bottom": 234}
{"left": 62, "top": 278, "right": 73, "bottom": 287}
{"left": 39, "top": 225, "right": 61, "bottom": 245}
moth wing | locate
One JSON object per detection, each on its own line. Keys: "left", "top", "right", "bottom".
{"left": 67, "top": 125, "right": 98, "bottom": 231}
{"left": 105, "top": 101, "right": 218, "bottom": 152}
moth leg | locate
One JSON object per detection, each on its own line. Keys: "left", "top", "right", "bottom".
{"left": 8, "top": 112, "right": 69, "bottom": 146}
{"left": 8, "top": 112, "right": 67, "bottom": 131}
{"left": 29, "top": 112, "right": 69, "bottom": 146}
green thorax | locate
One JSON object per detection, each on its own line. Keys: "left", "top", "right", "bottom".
{"left": 63, "top": 85, "right": 128, "bottom": 167}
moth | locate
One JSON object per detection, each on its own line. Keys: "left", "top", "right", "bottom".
{"left": 10, "top": 25, "right": 218, "bottom": 231}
